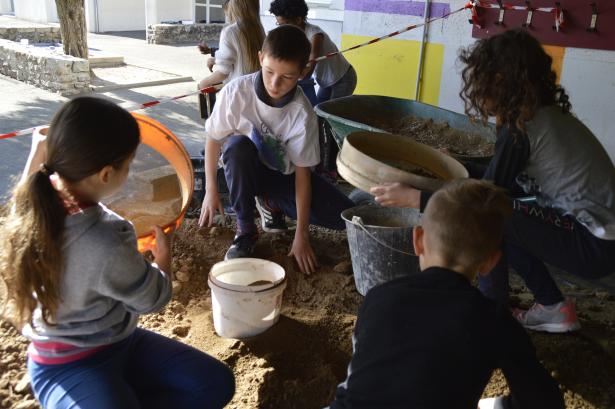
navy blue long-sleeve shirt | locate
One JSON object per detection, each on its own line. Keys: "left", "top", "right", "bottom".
{"left": 329, "top": 267, "right": 564, "bottom": 409}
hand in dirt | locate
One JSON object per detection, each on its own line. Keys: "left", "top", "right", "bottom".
{"left": 288, "top": 233, "right": 318, "bottom": 275}
{"left": 197, "top": 43, "right": 210, "bottom": 55}
{"left": 199, "top": 190, "right": 225, "bottom": 228}
{"left": 152, "top": 225, "right": 174, "bottom": 275}
{"left": 371, "top": 183, "right": 421, "bottom": 208}
{"left": 207, "top": 57, "right": 215, "bottom": 72}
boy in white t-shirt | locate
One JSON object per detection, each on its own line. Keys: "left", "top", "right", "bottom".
{"left": 269, "top": 0, "right": 357, "bottom": 106}
{"left": 199, "top": 25, "right": 354, "bottom": 274}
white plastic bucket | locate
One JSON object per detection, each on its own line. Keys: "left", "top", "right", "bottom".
{"left": 208, "top": 258, "right": 287, "bottom": 339}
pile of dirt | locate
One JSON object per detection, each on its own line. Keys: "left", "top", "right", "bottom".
{"left": 387, "top": 116, "right": 495, "bottom": 157}
{"left": 1, "top": 219, "right": 615, "bottom": 409}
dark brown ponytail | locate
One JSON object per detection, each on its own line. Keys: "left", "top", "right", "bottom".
{"left": 1, "top": 97, "right": 140, "bottom": 327}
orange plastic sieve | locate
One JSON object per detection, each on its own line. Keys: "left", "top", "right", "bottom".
{"left": 131, "top": 113, "right": 194, "bottom": 253}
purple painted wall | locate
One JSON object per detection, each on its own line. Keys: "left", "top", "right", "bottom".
{"left": 345, "top": 0, "right": 451, "bottom": 18}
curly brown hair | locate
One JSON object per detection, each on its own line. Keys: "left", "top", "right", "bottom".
{"left": 459, "top": 29, "right": 571, "bottom": 132}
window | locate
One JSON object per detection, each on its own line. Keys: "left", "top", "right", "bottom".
{"left": 195, "top": 0, "right": 225, "bottom": 24}
{"left": 307, "top": 0, "right": 333, "bottom": 6}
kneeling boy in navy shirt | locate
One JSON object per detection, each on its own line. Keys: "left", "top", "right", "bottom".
{"left": 329, "top": 179, "right": 564, "bottom": 409}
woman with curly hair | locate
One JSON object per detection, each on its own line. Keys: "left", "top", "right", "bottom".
{"left": 371, "top": 29, "right": 615, "bottom": 333}
{"left": 269, "top": 0, "right": 357, "bottom": 106}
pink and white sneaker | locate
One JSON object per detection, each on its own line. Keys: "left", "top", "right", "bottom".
{"left": 513, "top": 298, "right": 581, "bottom": 333}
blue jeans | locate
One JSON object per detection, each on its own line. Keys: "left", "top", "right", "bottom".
{"left": 479, "top": 200, "right": 615, "bottom": 305}
{"left": 28, "top": 328, "right": 235, "bottom": 409}
{"left": 222, "top": 135, "right": 354, "bottom": 234}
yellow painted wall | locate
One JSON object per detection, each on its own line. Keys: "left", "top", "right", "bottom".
{"left": 542, "top": 45, "right": 566, "bottom": 84}
{"left": 341, "top": 34, "right": 444, "bottom": 105}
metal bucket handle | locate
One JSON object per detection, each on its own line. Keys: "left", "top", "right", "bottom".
{"left": 351, "top": 216, "right": 416, "bottom": 256}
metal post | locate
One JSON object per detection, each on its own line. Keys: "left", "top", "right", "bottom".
{"left": 415, "top": 0, "right": 431, "bottom": 101}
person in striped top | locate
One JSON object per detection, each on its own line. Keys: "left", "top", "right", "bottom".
{"left": 0, "top": 97, "right": 235, "bottom": 409}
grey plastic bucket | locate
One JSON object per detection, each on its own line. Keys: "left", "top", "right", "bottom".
{"left": 341, "top": 205, "right": 421, "bottom": 296}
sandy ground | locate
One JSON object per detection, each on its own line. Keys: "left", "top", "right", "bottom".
{"left": 1, "top": 218, "right": 615, "bottom": 409}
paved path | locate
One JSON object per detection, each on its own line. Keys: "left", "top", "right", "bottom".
{"left": 0, "top": 31, "right": 212, "bottom": 200}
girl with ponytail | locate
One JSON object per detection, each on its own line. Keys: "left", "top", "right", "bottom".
{"left": 0, "top": 97, "right": 234, "bottom": 409}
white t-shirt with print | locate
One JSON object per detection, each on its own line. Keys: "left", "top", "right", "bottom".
{"left": 205, "top": 72, "right": 320, "bottom": 175}
{"left": 304, "top": 22, "right": 350, "bottom": 88}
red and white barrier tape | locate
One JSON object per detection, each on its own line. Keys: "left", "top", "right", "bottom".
{"left": 0, "top": 84, "right": 221, "bottom": 141}
{"left": 311, "top": 3, "right": 473, "bottom": 64}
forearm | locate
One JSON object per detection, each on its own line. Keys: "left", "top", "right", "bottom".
{"left": 205, "top": 138, "right": 222, "bottom": 194}
{"left": 199, "top": 71, "right": 228, "bottom": 88}
{"left": 303, "top": 61, "right": 316, "bottom": 79}
{"left": 21, "top": 130, "right": 47, "bottom": 182}
{"left": 295, "top": 167, "right": 312, "bottom": 236}
{"left": 305, "top": 34, "right": 323, "bottom": 79}
{"left": 22, "top": 149, "right": 45, "bottom": 182}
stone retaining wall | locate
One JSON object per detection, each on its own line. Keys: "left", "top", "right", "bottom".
{"left": 0, "top": 39, "right": 90, "bottom": 96}
{"left": 0, "top": 25, "right": 62, "bottom": 43}
{"left": 147, "top": 23, "right": 223, "bottom": 45}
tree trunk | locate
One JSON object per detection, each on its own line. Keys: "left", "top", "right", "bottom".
{"left": 55, "top": 0, "right": 88, "bottom": 59}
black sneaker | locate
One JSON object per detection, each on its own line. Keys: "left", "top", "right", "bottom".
{"left": 255, "top": 196, "right": 287, "bottom": 233}
{"left": 224, "top": 234, "right": 257, "bottom": 260}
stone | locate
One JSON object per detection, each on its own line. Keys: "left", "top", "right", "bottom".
{"left": 147, "top": 23, "right": 223, "bottom": 45}
{"left": 172, "top": 281, "right": 182, "bottom": 293}
{"left": 14, "top": 372, "right": 30, "bottom": 393}
{"left": 14, "top": 400, "right": 39, "bottom": 409}
{"left": 72, "top": 60, "right": 89, "bottom": 73}
{"left": 176, "top": 271, "right": 190, "bottom": 283}
{"left": 333, "top": 260, "right": 353, "bottom": 275}
{"left": 0, "top": 40, "right": 90, "bottom": 94}
{"left": 75, "top": 72, "right": 91, "bottom": 82}
{"left": 172, "top": 325, "right": 190, "bottom": 337}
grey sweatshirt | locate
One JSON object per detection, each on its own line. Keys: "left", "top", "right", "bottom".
{"left": 22, "top": 204, "right": 172, "bottom": 347}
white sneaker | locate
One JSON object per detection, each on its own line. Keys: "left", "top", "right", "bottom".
{"left": 513, "top": 298, "right": 581, "bottom": 333}
{"left": 478, "top": 397, "right": 506, "bottom": 409}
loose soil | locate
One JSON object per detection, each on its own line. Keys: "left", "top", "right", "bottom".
{"left": 1, "top": 219, "right": 614, "bottom": 409}
{"left": 380, "top": 158, "right": 441, "bottom": 180}
{"left": 387, "top": 116, "right": 495, "bottom": 158}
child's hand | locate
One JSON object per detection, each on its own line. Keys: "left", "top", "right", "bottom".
{"left": 370, "top": 183, "right": 421, "bottom": 208}
{"left": 197, "top": 43, "right": 211, "bottom": 55}
{"left": 152, "top": 225, "right": 174, "bottom": 275}
{"left": 288, "top": 232, "right": 318, "bottom": 275}
{"left": 22, "top": 127, "right": 49, "bottom": 180}
{"left": 207, "top": 57, "right": 215, "bottom": 72}
{"left": 199, "top": 190, "right": 225, "bottom": 228}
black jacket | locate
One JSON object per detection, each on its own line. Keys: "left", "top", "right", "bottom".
{"left": 329, "top": 267, "right": 564, "bottom": 409}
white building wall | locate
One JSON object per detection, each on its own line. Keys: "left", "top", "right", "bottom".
{"left": 14, "top": 0, "right": 58, "bottom": 23}
{"left": 90, "top": 0, "right": 145, "bottom": 32}
{"left": 260, "top": 0, "right": 343, "bottom": 47}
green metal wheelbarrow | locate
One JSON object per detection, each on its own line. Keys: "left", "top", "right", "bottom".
{"left": 315, "top": 95, "right": 496, "bottom": 165}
